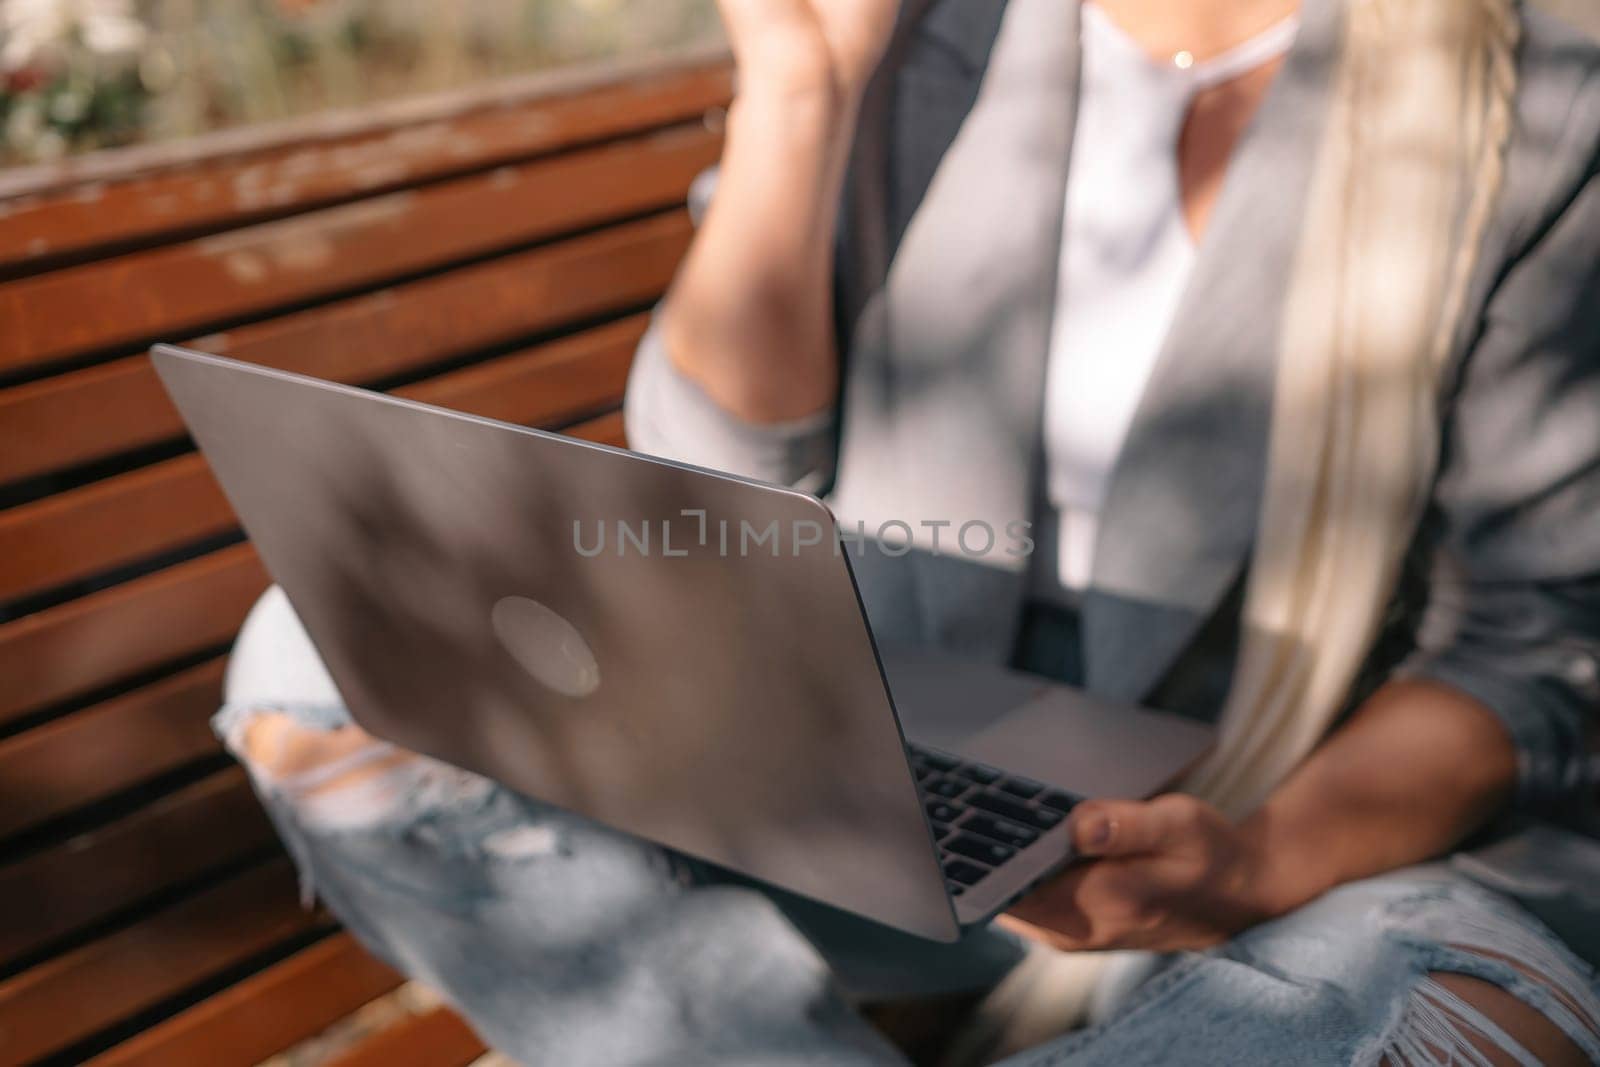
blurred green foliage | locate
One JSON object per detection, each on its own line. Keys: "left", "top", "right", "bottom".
{"left": 0, "top": 0, "right": 721, "bottom": 164}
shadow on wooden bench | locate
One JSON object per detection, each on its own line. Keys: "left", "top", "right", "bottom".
{"left": 0, "top": 48, "right": 731, "bottom": 1066}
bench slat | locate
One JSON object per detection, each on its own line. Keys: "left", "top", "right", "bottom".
{"left": 0, "top": 58, "right": 728, "bottom": 273}
{"left": 83, "top": 932, "right": 401, "bottom": 1067}
{"left": 326, "top": 1007, "right": 487, "bottom": 1067}
{"left": 0, "top": 211, "right": 688, "bottom": 486}
{"left": 0, "top": 316, "right": 644, "bottom": 603}
{"left": 393, "top": 313, "right": 643, "bottom": 421}
{"left": 0, "top": 857, "right": 323, "bottom": 1066}
{"left": 0, "top": 768, "right": 274, "bottom": 968}
{"left": 0, "top": 454, "right": 231, "bottom": 604}
{"left": 0, "top": 127, "right": 718, "bottom": 375}
{"left": 567, "top": 409, "right": 627, "bottom": 448}
{"left": 0, "top": 657, "right": 225, "bottom": 841}
{"left": 0, "top": 543, "right": 268, "bottom": 727}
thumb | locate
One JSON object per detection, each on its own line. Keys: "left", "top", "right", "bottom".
{"left": 1069, "top": 797, "right": 1189, "bottom": 858}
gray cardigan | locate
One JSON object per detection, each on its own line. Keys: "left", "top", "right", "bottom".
{"left": 625, "top": 0, "right": 1600, "bottom": 813}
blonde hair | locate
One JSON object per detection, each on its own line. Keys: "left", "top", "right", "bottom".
{"left": 1184, "top": 0, "right": 1522, "bottom": 817}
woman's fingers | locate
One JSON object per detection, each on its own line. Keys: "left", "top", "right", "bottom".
{"left": 1069, "top": 794, "right": 1214, "bottom": 858}
{"left": 1002, "top": 796, "right": 1268, "bottom": 952}
{"left": 1004, "top": 861, "right": 1166, "bottom": 951}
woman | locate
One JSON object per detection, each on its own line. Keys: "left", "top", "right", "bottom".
{"left": 223, "top": 0, "right": 1600, "bottom": 1063}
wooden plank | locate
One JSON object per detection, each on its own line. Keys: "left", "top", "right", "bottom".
{"left": 395, "top": 314, "right": 644, "bottom": 419}
{"left": 0, "top": 658, "right": 225, "bottom": 841}
{"left": 0, "top": 211, "right": 689, "bottom": 486}
{"left": 83, "top": 934, "right": 403, "bottom": 1067}
{"left": 0, "top": 768, "right": 274, "bottom": 967}
{"left": 0, "top": 857, "right": 319, "bottom": 1066}
{"left": 0, "top": 57, "right": 730, "bottom": 272}
{"left": 0, "top": 543, "right": 268, "bottom": 728}
{"left": 0, "top": 454, "right": 231, "bottom": 604}
{"left": 0, "top": 316, "right": 644, "bottom": 602}
{"left": 326, "top": 1008, "right": 486, "bottom": 1067}
{"left": 0, "top": 125, "right": 719, "bottom": 374}
{"left": 83, "top": 933, "right": 401, "bottom": 1067}
{"left": 567, "top": 410, "right": 628, "bottom": 449}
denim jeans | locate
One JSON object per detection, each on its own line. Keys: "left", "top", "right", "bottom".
{"left": 219, "top": 588, "right": 1600, "bottom": 1065}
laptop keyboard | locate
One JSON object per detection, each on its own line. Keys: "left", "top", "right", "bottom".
{"left": 906, "top": 742, "right": 1082, "bottom": 898}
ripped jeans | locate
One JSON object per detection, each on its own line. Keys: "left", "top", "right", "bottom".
{"left": 220, "top": 588, "right": 1600, "bottom": 1066}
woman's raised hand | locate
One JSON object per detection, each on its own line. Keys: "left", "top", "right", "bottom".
{"left": 716, "top": 0, "right": 901, "bottom": 106}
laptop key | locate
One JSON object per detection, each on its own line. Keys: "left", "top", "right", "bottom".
{"left": 1039, "top": 790, "right": 1080, "bottom": 813}
{"left": 998, "top": 776, "right": 1045, "bottom": 799}
{"left": 925, "top": 777, "right": 968, "bottom": 799}
{"left": 948, "top": 883, "right": 966, "bottom": 896}
{"left": 945, "top": 833, "right": 1016, "bottom": 866}
{"left": 925, "top": 800, "right": 963, "bottom": 824}
{"left": 964, "top": 814, "right": 1038, "bottom": 849}
{"left": 914, "top": 765, "right": 936, "bottom": 782}
{"left": 957, "top": 764, "right": 1002, "bottom": 785}
{"left": 944, "top": 859, "right": 988, "bottom": 886}
{"left": 920, "top": 750, "right": 961, "bottom": 772}
{"left": 968, "top": 792, "right": 1063, "bottom": 830}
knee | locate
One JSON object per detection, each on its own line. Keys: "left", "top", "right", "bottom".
{"left": 231, "top": 709, "right": 416, "bottom": 799}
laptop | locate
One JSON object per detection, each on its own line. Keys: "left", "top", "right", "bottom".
{"left": 153, "top": 343, "right": 1214, "bottom": 943}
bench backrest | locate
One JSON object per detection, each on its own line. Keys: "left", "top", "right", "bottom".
{"left": 0, "top": 51, "right": 730, "bottom": 1065}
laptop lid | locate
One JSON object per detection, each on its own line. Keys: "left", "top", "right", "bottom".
{"left": 152, "top": 344, "right": 959, "bottom": 942}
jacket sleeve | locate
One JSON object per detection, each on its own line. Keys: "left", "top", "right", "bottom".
{"left": 621, "top": 166, "right": 840, "bottom": 493}
{"left": 1400, "top": 155, "right": 1600, "bottom": 813}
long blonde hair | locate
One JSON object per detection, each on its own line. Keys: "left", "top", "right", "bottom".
{"left": 1182, "top": 0, "right": 1522, "bottom": 817}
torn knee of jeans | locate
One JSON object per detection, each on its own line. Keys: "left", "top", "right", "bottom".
{"left": 221, "top": 707, "right": 494, "bottom": 833}
{"left": 233, "top": 710, "right": 409, "bottom": 793}
{"left": 1377, "top": 889, "right": 1600, "bottom": 1067}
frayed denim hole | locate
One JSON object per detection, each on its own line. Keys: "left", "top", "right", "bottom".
{"left": 1368, "top": 882, "right": 1600, "bottom": 1066}
{"left": 212, "top": 700, "right": 354, "bottom": 748}
{"left": 1375, "top": 976, "right": 1539, "bottom": 1067}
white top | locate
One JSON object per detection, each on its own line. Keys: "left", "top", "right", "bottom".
{"left": 1035, "top": 5, "right": 1299, "bottom": 596}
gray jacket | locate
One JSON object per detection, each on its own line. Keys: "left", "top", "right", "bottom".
{"left": 625, "top": 0, "right": 1600, "bottom": 813}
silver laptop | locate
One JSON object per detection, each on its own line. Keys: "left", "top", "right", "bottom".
{"left": 153, "top": 343, "right": 1213, "bottom": 943}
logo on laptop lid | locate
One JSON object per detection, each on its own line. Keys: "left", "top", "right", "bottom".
{"left": 491, "top": 595, "right": 601, "bottom": 698}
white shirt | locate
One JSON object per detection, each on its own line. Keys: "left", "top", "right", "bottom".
{"left": 1035, "top": 5, "right": 1299, "bottom": 597}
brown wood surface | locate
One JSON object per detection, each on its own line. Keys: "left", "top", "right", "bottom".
{"left": 567, "top": 409, "right": 628, "bottom": 448}
{"left": 0, "top": 126, "right": 718, "bottom": 375}
{"left": 83, "top": 933, "right": 401, "bottom": 1067}
{"left": 393, "top": 313, "right": 644, "bottom": 421}
{"left": 0, "top": 211, "right": 688, "bottom": 486}
{"left": 0, "top": 657, "right": 225, "bottom": 841}
{"left": 0, "top": 857, "right": 324, "bottom": 1065}
{"left": 0, "top": 57, "right": 729, "bottom": 273}
{"left": 0, "top": 454, "right": 232, "bottom": 604}
{"left": 325, "top": 1007, "right": 487, "bottom": 1067}
{"left": 0, "top": 315, "right": 642, "bottom": 603}
{"left": 0, "top": 768, "right": 274, "bottom": 968}
{"left": 0, "top": 543, "right": 268, "bottom": 728}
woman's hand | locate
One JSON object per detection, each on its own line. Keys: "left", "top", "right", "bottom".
{"left": 999, "top": 794, "right": 1287, "bottom": 953}
{"left": 716, "top": 0, "right": 901, "bottom": 106}
{"left": 1000, "top": 682, "right": 1520, "bottom": 955}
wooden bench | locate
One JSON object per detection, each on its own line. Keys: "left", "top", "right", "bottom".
{"left": 0, "top": 49, "right": 731, "bottom": 1066}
